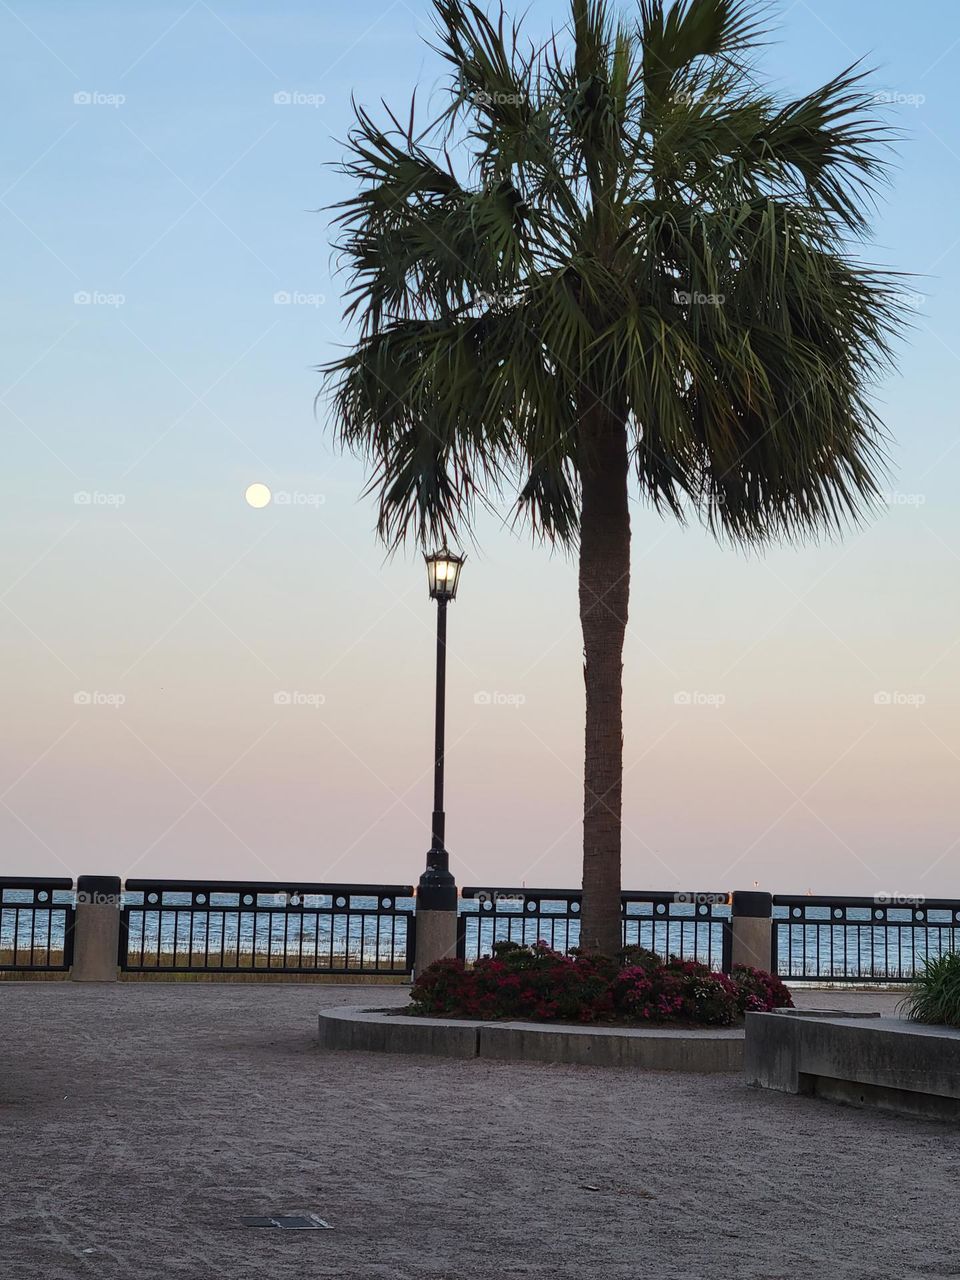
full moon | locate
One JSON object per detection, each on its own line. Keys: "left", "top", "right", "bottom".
{"left": 244, "top": 483, "right": 272, "bottom": 509}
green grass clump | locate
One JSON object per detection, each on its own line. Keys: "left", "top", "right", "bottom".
{"left": 901, "top": 953, "right": 960, "bottom": 1027}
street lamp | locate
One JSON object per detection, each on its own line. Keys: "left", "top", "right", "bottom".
{"left": 418, "top": 546, "right": 465, "bottom": 911}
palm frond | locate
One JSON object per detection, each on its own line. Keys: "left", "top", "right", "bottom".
{"left": 321, "top": 0, "right": 906, "bottom": 551}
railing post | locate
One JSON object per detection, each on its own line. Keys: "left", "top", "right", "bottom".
{"left": 720, "top": 917, "right": 733, "bottom": 974}
{"left": 455, "top": 911, "right": 466, "bottom": 962}
{"left": 414, "top": 883, "right": 459, "bottom": 978}
{"left": 730, "top": 891, "right": 773, "bottom": 971}
{"left": 71, "top": 875, "right": 122, "bottom": 982}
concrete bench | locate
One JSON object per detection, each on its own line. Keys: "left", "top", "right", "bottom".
{"left": 745, "top": 1009, "right": 960, "bottom": 1121}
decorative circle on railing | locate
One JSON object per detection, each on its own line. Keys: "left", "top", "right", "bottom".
{"left": 915, "top": 909, "right": 925, "bottom": 920}
{"left": 242, "top": 894, "right": 253, "bottom": 906}
{"left": 195, "top": 893, "right": 206, "bottom": 905}
{"left": 697, "top": 904, "right": 708, "bottom": 916}
{"left": 875, "top": 909, "right": 884, "bottom": 919}
{"left": 289, "top": 895, "right": 301, "bottom": 907}
{"left": 336, "top": 896, "right": 347, "bottom": 908}
{"left": 482, "top": 899, "right": 493, "bottom": 910}
{"left": 37, "top": 890, "right": 48, "bottom": 902}
{"left": 148, "top": 892, "right": 159, "bottom": 904}
{"left": 834, "top": 908, "right": 843, "bottom": 918}
{"left": 381, "top": 897, "right": 392, "bottom": 909}
{"left": 525, "top": 900, "right": 537, "bottom": 913}
{"left": 656, "top": 903, "right": 666, "bottom": 914}
{"left": 792, "top": 907, "right": 802, "bottom": 917}
{"left": 570, "top": 901, "right": 580, "bottom": 912}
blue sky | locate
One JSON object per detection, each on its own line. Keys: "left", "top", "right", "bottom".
{"left": 3, "top": 0, "right": 960, "bottom": 896}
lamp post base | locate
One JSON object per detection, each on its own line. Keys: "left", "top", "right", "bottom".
{"left": 417, "top": 848, "right": 457, "bottom": 912}
{"left": 414, "top": 846, "right": 458, "bottom": 976}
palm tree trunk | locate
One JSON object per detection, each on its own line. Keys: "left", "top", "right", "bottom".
{"left": 578, "top": 407, "right": 630, "bottom": 956}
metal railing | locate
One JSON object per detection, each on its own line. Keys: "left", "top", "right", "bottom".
{"left": 773, "top": 896, "right": 960, "bottom": 982}
{"left": 457, "top": 888, "right": 732, "bottom": 971}
{"left": 8, "top": 874, "right": 960, "bottom": 984}
{"left": 0, "top": 877, "right": 75, "bottom": 971}
{"left": 120, "top": 880, "right": 416, "bottom": 975}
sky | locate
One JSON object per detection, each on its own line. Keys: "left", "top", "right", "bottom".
{"left": 2, "top": 0, "right": 959, "bottom": 898}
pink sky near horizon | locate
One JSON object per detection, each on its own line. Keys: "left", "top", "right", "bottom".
{"left": 3, "top": 492, "right": 958, "bottom": 898}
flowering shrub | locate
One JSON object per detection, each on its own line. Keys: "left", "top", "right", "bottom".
{"left": 611, "top": 959, "right": 741, "bottom": 1025}
{"left": 731, "top": 964, "right": 793, "bottom": 1014}
{"left": 616, "top": 945, "right": 662, "bottom": 973}
{"left": 408, "top": 957, "right": 475, "bottom": 1015}
{"left": 409, "top": 940, "right": 618, "bottom": 1022}
{"left": 409, "top": 942, "right": 793, "bottom": 1025}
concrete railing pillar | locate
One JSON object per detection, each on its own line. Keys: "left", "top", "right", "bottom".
{"left": 730, "top": 890, "right": 773, "bottom": 971}
{"left": 71, "top": 875, "right": 122, "bottom": 982}
{"left": 413, "top": 908, "right": 459, "bottom": 977}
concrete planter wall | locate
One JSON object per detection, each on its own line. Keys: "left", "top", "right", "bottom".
{"left": 318, "top": 1005, "right": 744, "bottom": 1072}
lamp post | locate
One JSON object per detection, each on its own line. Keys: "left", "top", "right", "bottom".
{"left": 418, "top": 547, "right": 465, "bottom": 913}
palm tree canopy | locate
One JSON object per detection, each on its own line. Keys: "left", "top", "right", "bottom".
{"left": 324, "top": 0, "right": 903, "bottom": 550}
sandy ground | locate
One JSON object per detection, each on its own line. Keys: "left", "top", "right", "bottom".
{"left": 1, "top": 982, "right": 956, "bottom": 1280}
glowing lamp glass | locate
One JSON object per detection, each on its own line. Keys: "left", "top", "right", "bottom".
{"left": 425, "top": 547, "right": 465, "bottom": 601}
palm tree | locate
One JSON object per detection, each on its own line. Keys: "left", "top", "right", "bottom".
{"left": 323, "top": 0, "right": 902, "bottom": 955}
